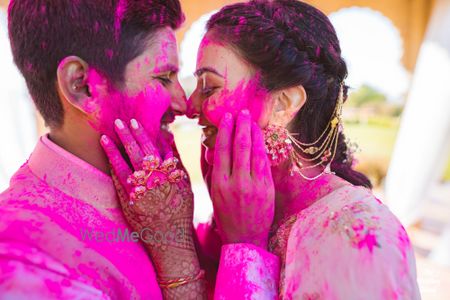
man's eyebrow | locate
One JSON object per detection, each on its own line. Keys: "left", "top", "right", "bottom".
{"left": 155, "top": 64, "right": 179, "bottom": 73}
{"left": 194, "top": 67, "right": 224, "bottom": 78}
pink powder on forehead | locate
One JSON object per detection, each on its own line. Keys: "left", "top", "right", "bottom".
{"left": 197, "top": 36, "right": 226, "bottom": 65}
{"left": 152, "top": 40, "right": 171, "bottom": 73}
{"left": 86, "top": 69, "right": 171, "bottom": 144}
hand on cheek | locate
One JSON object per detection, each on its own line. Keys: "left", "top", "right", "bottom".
{"left": 210, "top": 110, "right": 275, "bottom": 249}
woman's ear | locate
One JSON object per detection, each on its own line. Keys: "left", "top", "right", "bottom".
{"left": 270, "top": 85, "right": 307, "bottom": 127}
{"left": 56, "top": 56, "right": 92, "bottom": 114}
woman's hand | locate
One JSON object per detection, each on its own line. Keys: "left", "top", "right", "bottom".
{"left": 211, "top": 110, "right": 275, "bottom": 249}
{"left": 100, "top": 119, "right": 205, "bottom": 298}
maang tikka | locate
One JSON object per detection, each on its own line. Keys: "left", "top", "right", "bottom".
{"left": 263, "top": 83, "right": 345, "bottom": 181}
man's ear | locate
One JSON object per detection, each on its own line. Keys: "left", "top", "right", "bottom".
{"left": 56, "top": 56, "right": 92, "bottom": 114}
{"left": 270, "top": 85, "right": 307, "bottom": 127}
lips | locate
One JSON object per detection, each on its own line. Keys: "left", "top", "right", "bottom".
{"left": 202, "top": 126, "right": 218, "bottom": 138}
{"left": 160, "top": 110, "right": 176, "bottom": 133}
{"left": 161, "top": 110, "right": 175, "bottom": 125}
{"left": 199, "top": 114, "right": 218, "bottom": 150}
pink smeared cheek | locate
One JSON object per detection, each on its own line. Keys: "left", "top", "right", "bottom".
{"left": 203, "top": 94, "right": 244, "bottom": 127}
{"left": 202, "top": 79, "right": 269, "bottom": 167}
{"left": 134, "top": 85, "right": 171, "bottom": 140}
{"left": 203, "top": 79, "right": 268, "bottom": 126}
{"left": 83, "top": 71, "right": 125, "bottom": 140}
{"left": 85, "top": 69, "right": 170, "bottom": 142}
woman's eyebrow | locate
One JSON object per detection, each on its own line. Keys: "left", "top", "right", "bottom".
{"left": 194, "top": 67, "right": 224, "bottom": 78}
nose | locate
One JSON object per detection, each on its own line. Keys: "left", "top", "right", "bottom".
{"left": 170, "top": 82, "right": 187, "bottom": 116}
{"left": 186, "top": 90, "right": 201, "bottom": 119}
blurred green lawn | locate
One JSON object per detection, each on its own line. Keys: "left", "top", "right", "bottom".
{"left": 345, "top": 120, "right": 450, "bottom": 182}
{"left": 345, "top": 122, "right": 397, "bottom": 160}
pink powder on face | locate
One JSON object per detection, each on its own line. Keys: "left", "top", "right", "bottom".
{"left": 197, "top": 36, "right": 226, "bottom": 66}
{"left": 202, "top": 76, "right": 269, "bottom": 167}
{"left": 202, "top": 76, "right": 269, "bottom": 127}
{"left": 86, "top": 69, "right": 171, "bottom": 144}
{"left": 152, "top": 39, "right": 171, "bottom": 73}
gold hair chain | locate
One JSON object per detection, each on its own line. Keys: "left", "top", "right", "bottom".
{"left": 287, "top": 84, "right": 344, "bottom": 180}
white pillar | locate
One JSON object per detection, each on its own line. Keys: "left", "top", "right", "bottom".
{"left": 385, "top": 0, "right": 450, "bottom": 226}
{"left": 0, "top": 9, "right": 37, "bottom": 191}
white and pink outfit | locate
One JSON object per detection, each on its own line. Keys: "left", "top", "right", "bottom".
{"left": 0, "top": 135, "right": 279, "bottom": 299}
{"left": 270, "top": 185, "right": 421, "bottom": 299}
{"left": 199, "top": 186, "right": 421, "bottom": 299}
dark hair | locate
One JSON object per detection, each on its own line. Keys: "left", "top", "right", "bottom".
{"left": 207, "top": 0, "right": 372, "bottom": 188}
{"left": 8, "top": 0, "right": 184, "bottom": 127}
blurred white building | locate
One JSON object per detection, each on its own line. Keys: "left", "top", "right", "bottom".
{"left": 0, "top": 8, "right": 37, "bottom": 191}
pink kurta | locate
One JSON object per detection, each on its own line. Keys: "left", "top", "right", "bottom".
{"left": 270, "top": 184, "right": 421, "bottom": 299}
{"left": 0, "top": 135, "right": 279, "bottom": 299}
{"left": 0, "top": 135, "right": 162, "bottom": 299}
{"left": 199, "top": 184, "right": 421, "bottom": 299}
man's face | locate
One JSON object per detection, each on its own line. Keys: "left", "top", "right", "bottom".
{"left": 88, "top": 27, "right": 186, "bottom": 143}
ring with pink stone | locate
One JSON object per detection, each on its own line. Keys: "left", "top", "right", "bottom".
{"left": 126, "top": 156, "right": 187, "bottom": 205}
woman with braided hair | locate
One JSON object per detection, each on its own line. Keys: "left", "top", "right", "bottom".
{"left": 187, "top": 0, "right": 421, "bottom": 298}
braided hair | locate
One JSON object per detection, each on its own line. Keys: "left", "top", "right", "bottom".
{"left": 207, "top": 0, "right": 372, "bottom": 188}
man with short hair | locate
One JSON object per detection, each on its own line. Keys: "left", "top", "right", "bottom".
{"left": 0, "top": 1, "right": 194, "bottom": 298}
{"left": 0, "top": 1, "right": 280, "bottom": 299}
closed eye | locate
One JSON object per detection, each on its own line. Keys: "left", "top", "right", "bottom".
{"left": 202, "top": 87, "right": 219, "bottom": 97}
{"left": 153, "top": 73, "right": 173, "bottom": 86}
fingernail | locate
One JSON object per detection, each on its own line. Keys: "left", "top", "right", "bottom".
{"left": 242, "top": 109, "right": 250, "bottom": 116}
{"left": 101, "top": 135, "right": 109, "bottom": 145}
{"left": 115, "top": 119, "right": 124, "bottom": 129}
{"left": 130, "top": 119, "right": 139, "bottom": 130}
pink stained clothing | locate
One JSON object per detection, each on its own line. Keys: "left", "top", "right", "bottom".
{"left": 198, "top": 184, "right": 421, "bottom": 300}
{"left": 269, "top": 184, "right": 421, "bottom": 299}
{"left": 196, "top": 221, "right": 280, "bottom": 300}
{"left": 214, "top": 244, "right": 280, "bottom": 300}
{"left": 0, "top": 135, "right": 162, "bottom": 299}
{"left": 0, "top": 135, "right": 280, "bottom": 299}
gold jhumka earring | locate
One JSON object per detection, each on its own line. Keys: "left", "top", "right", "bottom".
{"left": 263, "top": 83, "right": 344, "bottom": 181}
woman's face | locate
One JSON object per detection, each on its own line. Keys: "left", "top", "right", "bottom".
{"left": 187, "top": 33, "right": 274, "bottom": 165}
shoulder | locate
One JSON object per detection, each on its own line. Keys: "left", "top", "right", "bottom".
{"left": 0, "top": 165, "right": 61, "bottom": 246}
{"left": 283, "top": 185, "right": 420, "bottom": 299}
{"left": 290, "top": 184, "right": 406, "bottom": 251}
{"left": 0, "top": 162, "right": 45, "bottom": 204}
